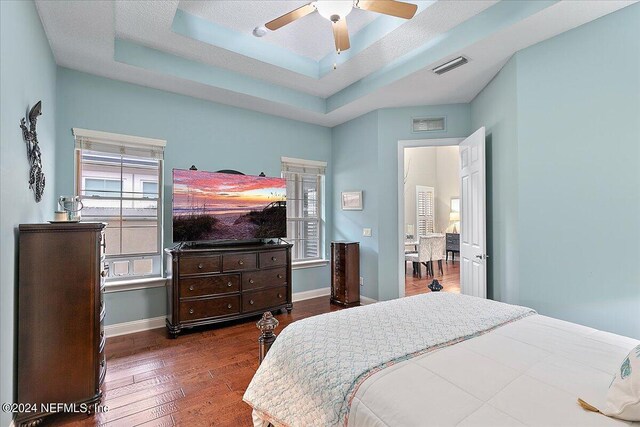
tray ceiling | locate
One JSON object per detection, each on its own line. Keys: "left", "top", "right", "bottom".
{"left": 36, "top": 0, "right": 636, "bottom": 127}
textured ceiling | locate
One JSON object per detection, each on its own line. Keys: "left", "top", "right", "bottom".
{"left": 35, "top": 0, "right": 637, "bottom": 127}
{"left": 178, "top": 0, "right": 380, "bottom": 61}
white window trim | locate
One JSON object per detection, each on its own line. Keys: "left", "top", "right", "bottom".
{"left": 282, "top": 156, "right": 328, "bottom": 263}
{"left": 72, "top": 128, "right": 166, "bottom": 149}
{"left": 104, "top": 276, "right": 167, "bottom": 293}
{"left": 292, "top": 259, "right": 329, "bottom": 269}
{"left": 74, "top": 128, "right": 166, "bottom": 282}
{"left": 281, "top": 156, "right": 327, "bottom": 168}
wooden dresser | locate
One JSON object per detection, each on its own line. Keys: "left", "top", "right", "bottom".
{"left": 165, "top": 242, "right": 293, "bottom": 338}
{"left": 330, "top": 241, "right": 360, "bottom": 307}
{"left": 17, "top": 223, "right": 106, "bottom": 426}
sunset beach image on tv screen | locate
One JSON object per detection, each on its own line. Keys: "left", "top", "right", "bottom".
{"left": 172, "top": 169, "right": 286, "bottom": 242}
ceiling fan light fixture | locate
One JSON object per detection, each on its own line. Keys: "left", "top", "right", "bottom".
{"left": 252, "top": 26, "right": 268, "bottom": 37}
{"left": 315, "top": 0, "right": 353, "bottom": 21}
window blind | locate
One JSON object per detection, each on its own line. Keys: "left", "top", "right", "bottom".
{"left": 281, "top": 157, "right": 326, "bottom": 262}
{"left": 73, "top": 128, "right": 165, "bottom": 160}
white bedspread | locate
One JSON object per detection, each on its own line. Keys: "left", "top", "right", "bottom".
{"left": 243, "top": 293, "right": 535, "bottom": 426}
{"left": 348, "top": 313, "right": 639, "bottom": 426}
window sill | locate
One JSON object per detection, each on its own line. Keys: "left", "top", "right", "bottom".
{"left": 292, "top": 259, "right": 329, "bottom": 270}
{"left": 104, "top": 276, "right": 167, "bottom": 293}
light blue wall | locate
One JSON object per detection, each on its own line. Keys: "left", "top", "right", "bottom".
{"left": 0, "top": 1, "right": 57, "bottom": 424}
{"left": 376, "top": 105, "right": 472, "bottom": 300}
{"left": 515, "top": 4, "right": 640, "bottom": 338}
{"left": 471, "top": 57, "right": 519, "bottom": 303}
{"left": 332, "top": 111, "right": 380, "bottom": 300}
{"left": 55, "top": 68, "right": 333, "bottom": 325}
{"left": 471, "top": 4, "right": 640, "bottom": 338}
{"left": 332, "top": 105, "right": 472, "bottom": 301}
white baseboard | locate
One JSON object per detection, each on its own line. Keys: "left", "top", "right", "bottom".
{"left": 360, "top": 296, "right": 378, "bottom": 305}
{"left": 104, "top": 287, "right": 370, "bottom": 337}
{"left": 104, "top": 316, "right": 165, "bottom": 338}
{"left": 292, "top": 286, "right": 330, "bottom": 302}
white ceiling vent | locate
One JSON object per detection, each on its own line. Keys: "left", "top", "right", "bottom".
{"left": 433, "top": 56, "right": 469, "bottom": 75}
{"left": 412, "top": 117, "right": 445, "bottom": 132}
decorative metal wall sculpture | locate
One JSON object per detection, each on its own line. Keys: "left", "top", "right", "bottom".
{"left": 19, "top": 101, "right": 46, "bottom": 202}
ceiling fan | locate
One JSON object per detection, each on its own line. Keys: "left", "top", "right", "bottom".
{"left": 264, "top": 0, "right": 418, "bottom": 53}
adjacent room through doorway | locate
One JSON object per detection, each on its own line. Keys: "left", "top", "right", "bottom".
{"left": 403, "top": 145, "right": 461, "bottom": 296}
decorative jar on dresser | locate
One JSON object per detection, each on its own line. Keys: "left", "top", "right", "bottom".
{"left": 16, "top": 222, "right": 107, "bottom": 427}
{"left": 165, "top": 242, "right": 293, "bottom": 338}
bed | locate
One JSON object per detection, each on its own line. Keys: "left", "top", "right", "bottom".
{"left": 243, "top": 293, "right": 639, "bottom": 426}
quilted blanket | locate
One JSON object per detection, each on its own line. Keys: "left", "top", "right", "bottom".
{"left": 243, "top": 292, "right": 535, "bottom": 427}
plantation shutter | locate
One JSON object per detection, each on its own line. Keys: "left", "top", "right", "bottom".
{"left": 416, "top": 186, "right": 435, "bottom": 236}
{"left": 281, "top": 157, "right": 326, "bottom": 262}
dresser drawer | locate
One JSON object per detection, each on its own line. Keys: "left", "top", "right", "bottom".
{"left": 243, "top": 286, "right": 287, "bottom": 313}
{"left": 259, "top": 250, "right": 287, "bottom": 268}
{"left": 180, "top": 274, "right": 240, "bottom": 298}
{"left": 179, "top": 295, "right": 240, "bottom": 321}
{"left": 179, "top": 256, "right": 221, "bottom": 276}
{"left": 242, "top": 267, "right": 287, "bottom": 291}
{"left": 222, "top": 253, "right": 257, "bottom": 271}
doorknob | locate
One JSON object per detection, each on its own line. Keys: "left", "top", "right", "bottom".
{"left": 475, "top": 254, "right": 490, "bottom": 260}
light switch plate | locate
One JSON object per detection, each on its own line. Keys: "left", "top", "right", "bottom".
{"left": 363, "top": 228, "right": 372, "bottom": 237}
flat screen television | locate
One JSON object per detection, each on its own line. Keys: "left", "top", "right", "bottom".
{"left": 172, "top": 169, "right": 286, "bottom": 243}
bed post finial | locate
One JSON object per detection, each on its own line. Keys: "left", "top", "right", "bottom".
{"left": 257, "top": 312, "right": 279, "bottom": 364}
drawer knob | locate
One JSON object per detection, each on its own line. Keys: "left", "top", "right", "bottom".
{"left": 238, "top": 260, "right": 244, "bottom": 265}
{"left": 189, "top": 308, "right": 194, "bottom": 314}
{"left": 277, "top": 293, "right": 282, "bottom": 298}
{"left": 227, "top": 304, "right": 232, "bottom": 309}
{"left": 249, "top": 279, "right": 254, "bottom": 284}
{"left": 227, "top": 282, "right": 233, "bottom": 287}
{"left": 100, "top": 270, "right": 107, "bottom": 278}
{"left": 271, "top": 256, "right": 277, "bottom": 262}
{"left": 277, "top": 274, "right": 283, "bottom": 279}
{"left": 198, "top": 263, "right": 203, "bottom": 269}
{"left": 189, "top": 285, "right": 194, "bottom": 291}
{"left": 249, "top": 300, "right": 254, "bottom": 305}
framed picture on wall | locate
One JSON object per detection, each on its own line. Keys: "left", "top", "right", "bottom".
{"left": 341, "top": 191, "right": 363, "bottom": 210}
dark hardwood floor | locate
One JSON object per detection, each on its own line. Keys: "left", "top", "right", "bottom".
{"left": 47, "top": 263, "right": 459, "bottom": 427}
{"left": 405, "top": 259, "right": 460, "bottom": 296}
{"left": 49, "top": 298, "right": 342, "bottom": 427}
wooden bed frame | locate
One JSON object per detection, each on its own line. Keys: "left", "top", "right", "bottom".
{"left": 256, "top": 312, "right": 279, "bottom": 363}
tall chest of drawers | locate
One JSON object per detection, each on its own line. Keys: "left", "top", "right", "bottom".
{"left": 165, "top": 242, "right": 293, "bottom": 338}
{"left": 17, "top": 222, "right": 107, "bottom": 427}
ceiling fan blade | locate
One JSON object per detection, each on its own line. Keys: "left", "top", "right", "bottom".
{"left": 265, "top": 3, "right": 316, "bottom": 30}
{"left": 355, "top": 0, "right": 417, "bottom": 19}
{"left": 332, "top": 18, "right": 350, "bottom": 52}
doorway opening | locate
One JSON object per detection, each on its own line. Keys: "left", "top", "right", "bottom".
{"left": 403, "top": 144, "right": 461, "bottom": 296}
{"left": 397, "top": 138, "right": 463, "bottom": 298}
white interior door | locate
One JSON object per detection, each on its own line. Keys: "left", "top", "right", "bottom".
{"left": 416, "top": 185, "right": 434, "bottom": 236}
{"left": 459, "top": 127, "right": 487, "bottom": 298}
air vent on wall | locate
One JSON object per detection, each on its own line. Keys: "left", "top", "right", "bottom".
{"left": 412, "top": 117, "right": 445, "bottom": 132}
{"left": 432, "top": 56, "right": 468, "bottom": 75}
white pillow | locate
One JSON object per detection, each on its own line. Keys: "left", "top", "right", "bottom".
{"left": 602, "top": 344, "right": 640, "bottom": 421}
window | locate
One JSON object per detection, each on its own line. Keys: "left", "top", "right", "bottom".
{"left": 73, "top": 128, "right": 166, "bottom": 281}
{"left": 282, "top": 157, "right": 327, "bottom": 263}
{"left": 416, "top": 185, "right": 435, "bottom": 236}
{"left": 85, "top": 178, "right": 121, "bottom": 197}
{"left": 142, "top": 181, "right": 158, "bottom": 199}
